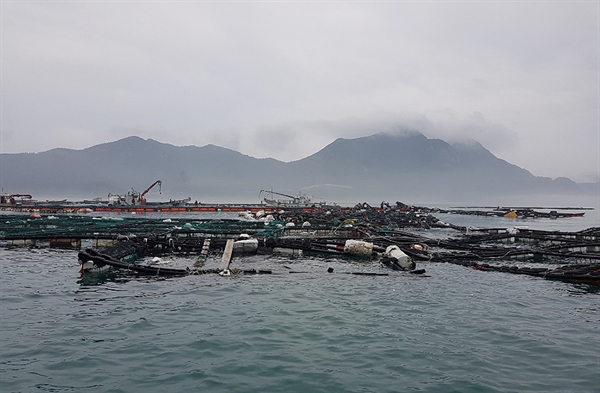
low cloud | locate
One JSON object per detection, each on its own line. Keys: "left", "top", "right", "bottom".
{"left": 1, "top": 1, "right": 597, "bottom": 182}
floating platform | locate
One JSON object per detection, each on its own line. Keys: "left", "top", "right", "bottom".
{"left": 0, "top": 200, "right": 330, "bottom": 215}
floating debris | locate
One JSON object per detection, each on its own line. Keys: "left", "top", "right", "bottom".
{"left": 0, "top": 200, "right": 597, "bottom": 285}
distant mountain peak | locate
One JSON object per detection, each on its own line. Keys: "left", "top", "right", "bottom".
{"left": 367, "top": 129, "right": 426, "bottom": 140}
{"left": 2, "top": 131, "right": 593, "bottom": 203}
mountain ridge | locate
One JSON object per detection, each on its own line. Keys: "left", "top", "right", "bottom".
{"left": 0, "top": 131, "right": 596, "bottom": 204}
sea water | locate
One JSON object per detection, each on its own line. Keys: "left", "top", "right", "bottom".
{"left": 1, "top": 209, "right": 599, "bottom": 393}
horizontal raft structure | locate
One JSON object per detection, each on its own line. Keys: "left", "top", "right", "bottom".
{"left": 1, "top": 201, "right": 598, "bottom": 286}
{"left": 0, "top": 201, "right": 319, "bottom": 215}
{"left": 0, "top": 199, "right": 592, "bottom": 218}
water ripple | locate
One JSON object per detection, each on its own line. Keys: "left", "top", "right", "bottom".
{"left": 1, "top": 249, "right": 598, "bottom": 393}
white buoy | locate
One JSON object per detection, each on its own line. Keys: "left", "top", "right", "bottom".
{"left": 383, "top": 245, "right": 414, "bottom": 270}
{"left": 343, "top": 240, "right": 374, "bottom": 257}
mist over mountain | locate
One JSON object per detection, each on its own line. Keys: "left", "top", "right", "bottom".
{"left": 1, "top": 132, "right": 596, "bottom": 205}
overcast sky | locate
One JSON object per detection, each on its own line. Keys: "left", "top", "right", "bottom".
{"left": 1, "top": 1, "right": 598, "bottom": 182}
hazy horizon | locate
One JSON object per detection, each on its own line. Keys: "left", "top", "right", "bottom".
{"left": 2, "top": 2, "right": 598, "bottom": 183}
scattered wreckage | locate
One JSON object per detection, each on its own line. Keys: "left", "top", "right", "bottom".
{"left": 0, "top": 201, "right": 598, "bottom": 285}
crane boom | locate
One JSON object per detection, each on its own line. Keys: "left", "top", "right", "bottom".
{"left": 141, "top": 180, "right": 162, "bottom": 197}
{"left": 140, "top": 180, "right": 162, "bottom": 205}
{"left": 259, "top": 189, "right": 297, "bottom": 200}
{"left": 9, "top": 194, "right": 33, "bottom": 199}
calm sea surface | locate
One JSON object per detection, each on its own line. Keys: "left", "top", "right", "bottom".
{"left": 1, "top": 208, "right": 599, "bottom": 393}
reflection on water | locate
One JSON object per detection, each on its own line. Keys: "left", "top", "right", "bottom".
{"left": 76, "top": 270, "right": 130, "bottom": 286}
{"left": 565, "top": 283, "right": 600, "bottom": 295}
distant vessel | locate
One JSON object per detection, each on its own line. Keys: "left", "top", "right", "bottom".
{"left": 259, "top": 189, "right": 326, "bottom": 208}
{"left": 0, "top": 188, "right": 326, "bottom": 214}
{"left": 108, "top": 180, "right": 163, "bottom": 206}
{"left": 0, "top": 193, "right": 34, "bottom": 204}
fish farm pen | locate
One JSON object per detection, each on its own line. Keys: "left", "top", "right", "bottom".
{"left": 1, "top": 202, "right": 599, "bottom": 286}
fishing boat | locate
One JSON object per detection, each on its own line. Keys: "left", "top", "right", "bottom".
{"left": 107, "top": 180, "right": 163, "bottom": 206}
{"left": 259, "top": 189, "right": 326, "bottom": 208}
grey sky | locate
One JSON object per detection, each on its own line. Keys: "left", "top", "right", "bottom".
{"left": 1, "top": 1, "right": 598, "bottom": 182}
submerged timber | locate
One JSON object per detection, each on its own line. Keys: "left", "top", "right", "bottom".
{"left": 1, "top": 200, "right": 598, "bottom": 286}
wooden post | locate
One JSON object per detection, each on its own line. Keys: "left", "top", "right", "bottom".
{"left": 219, "top": 238, "right": 235, "bottom": 272}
